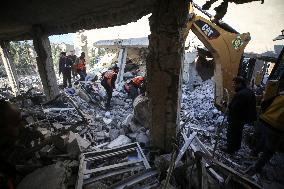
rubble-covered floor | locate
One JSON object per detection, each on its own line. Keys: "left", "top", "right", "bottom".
{"left": 1, "top": 69, "right": 284, "bottom": 188}
{"left": 181, "top": 79, "right": 284, "bottom": 189}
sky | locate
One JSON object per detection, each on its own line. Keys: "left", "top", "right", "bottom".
{"left": 49, "top": 0, "right": 284, "bottom": 54}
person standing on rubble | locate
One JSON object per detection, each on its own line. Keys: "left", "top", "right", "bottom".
{"left": 59, "top": 52, "right": 72, "bottom": 88}
{"left": 246, "top": 88, "right": 284, "bottom": 175}
{"left": 124, "top": 76, "right": 146, "bottom": 101}
{"left": 101, "top": 65, "right": 119, "bottom": 109}
{"left": 74, "top": 52, "right": 87, "bottom": 81}
{"left": 68, "top": 50, "right": 77, "bottom": 79}
{"left": 63, "top": 54, "right": 73, "bottom": 88}
{"left": 59, "top": 52, "right": 66, "bottom": 77}
{"left": 0, "top": 100, "right": 21, "bottom": 189}
{"left": 223, "top": 76, "right": 256, "bottom": 154}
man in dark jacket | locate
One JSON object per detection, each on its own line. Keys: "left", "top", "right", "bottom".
{"left": 224, "top": 76, "right": 256, "bottom": 154}
{"left": 68, "top": 50, "right": 77, "bottom": 79}
{"left": 101, "top": 65, "right": 119, "bottom": 109}
{"left": 59, "top": 52, "right": 72, "bottom": 88}
{"left": 246, "top": 88, "right": 284, "bottom": 175}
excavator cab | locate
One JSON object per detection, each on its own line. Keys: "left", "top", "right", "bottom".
{"left": 185, "top": 2, "right": 251, "bottom": 110}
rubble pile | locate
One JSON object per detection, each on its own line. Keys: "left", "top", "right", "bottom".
{"left": 2, "top": 73, "right": 154, "bottom": 188}
{"left": 180, "top": 79, "right": 284, "bottom": 188}
{"left": 181, "top": 79, "right": 224, "bottom": 141}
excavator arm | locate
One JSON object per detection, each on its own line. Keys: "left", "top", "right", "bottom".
{"left": 185, "top": 3, "right": 251, "bottom": 108}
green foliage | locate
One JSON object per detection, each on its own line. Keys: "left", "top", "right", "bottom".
{"left": 89, "top": 46, "right": 107, "bottom": 67}
{"left": 51, "top": 44, "right": 63, "bottom": 66}
{"left": 10, "top": 41, "right": 36, "bottom": 69}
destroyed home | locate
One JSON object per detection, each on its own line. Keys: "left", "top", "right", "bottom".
{"left": 0, "top": 0, "right": 284, "bottom": 189}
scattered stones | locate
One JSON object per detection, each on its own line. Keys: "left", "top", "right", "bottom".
{"left": 136, "top": 132, "right": 149, "bottom": 147}
{"left": 133, "top": 95, "right": 149, "bottom": 127}
{"left": 17, "top": 162, "right": 70, "bottom": 189}
{"left": 107, "top": 135, "right": 131, "bottom": 148}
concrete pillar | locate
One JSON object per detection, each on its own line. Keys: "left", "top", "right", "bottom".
{"left": 0, "top": 41, "right": 19, "bottom": 95}
{"left": 32, "top": 27, "right": 59, "bottom": 100}
{"left": 146, "top": 0, "right": 188, "bottom": 152}
{"left": 116, "top": 48, "right": 127, "bottom": 84}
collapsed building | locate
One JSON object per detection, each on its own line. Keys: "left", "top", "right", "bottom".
{"left": 0, "top": 0, "right": 284, "bottom": 189}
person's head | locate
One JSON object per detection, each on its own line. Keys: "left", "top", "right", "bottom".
{"left": 80, "top": 52, "right": 85, "bottom": 58}
{"left": 112, "top": 64, "right": 119, "bottom": 73}
{"left": 232, "top": 76, "right": 246, "bottom": 91}
{"left": 70, "top": 50, "right": 75, "bottom": 56}
{"left": 60, "top": 52, "right": 66, "bottom": 57}
{"left": 0, "top": 100, "right": 21, "bottom": 144}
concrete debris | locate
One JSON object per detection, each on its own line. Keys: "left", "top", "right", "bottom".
{"left": 133, "top": 95, "right": 149, "bottom": 127}
{"left": 2, "top": 50, "right": 283, "bottom": 189}
{"left": 122, "top": 114, "right": 133, "bottom": 126}
{"left": 17, "top": 161, "right": 71, "bottom": 189}
{"left": 136, "top": 132, "right": 149, "bottom": 147}
{"left": 109, "top": 128, "right": 120, "bottom": 141}
{"left": 107, "top": 135, "right": 131, "bottom": 148}
{"left": 67, "top": 131, "right": 91, "bottom": 156}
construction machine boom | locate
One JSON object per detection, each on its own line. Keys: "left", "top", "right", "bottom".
{"left": 185, "top": 3, "right": 251, "bottom": 108}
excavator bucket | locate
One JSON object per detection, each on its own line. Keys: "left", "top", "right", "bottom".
{"left": 185, "top": 9, "right": 251, "bottom": 109}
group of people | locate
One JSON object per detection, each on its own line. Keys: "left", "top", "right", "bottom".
{"left": 58, "top": 51, "right": 86, "bottom": 88}
{"left": 100, "top": 65, "right": 145, "bottom": 109}
{"left": 224, "top": 76, "right": 284, "bottom": 176}
{"left": 58, "top": 51, "right": 145, "bottom": 109}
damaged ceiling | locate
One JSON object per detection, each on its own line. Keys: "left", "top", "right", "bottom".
{"left": 0, "top": 0, "right": 154, "bottom": 41}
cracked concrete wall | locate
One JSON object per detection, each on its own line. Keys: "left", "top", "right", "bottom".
{"left": 146, "top": 0, "right": 188, "bottom": 152}
{"left": 0, "top": 42, "right": 19, "bottom": 95}
{"left": 32, "top": 27, "right": 59, "bottom": 100}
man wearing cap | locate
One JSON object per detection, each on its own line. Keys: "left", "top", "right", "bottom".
{"left": 224, "top": 76, "right": 256, "bottom": 154}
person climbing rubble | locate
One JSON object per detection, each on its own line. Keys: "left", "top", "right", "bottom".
{"left": 223, "top": 76, "right": 256, "bottom": 154}
{"left": 74, "top": 52, "right": 87, "bottom": 81}
{"left": 246, "top": 88, "right": 284, "bottom": 176}
{"left": 124, "top": 76, "right": 146, "bottom": 100}
{"left": 0, "top": 100, "right": 21, "bottom": 189}
{"left": 101, "top": 65, "right": 119, "bottom": 109}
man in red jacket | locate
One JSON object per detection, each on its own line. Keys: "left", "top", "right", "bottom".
{"left": 101, "top": 65, "right": 119, "bottom": 109}
{"left": 124, "top": 76, "right": 145, "bottom": 100}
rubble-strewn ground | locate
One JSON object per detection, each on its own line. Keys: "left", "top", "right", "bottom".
{"left": 1, "top": 54, "right": 284, "bottom": 188}
{"left": 181, "top": 79, "right": 284, "bottom": 189}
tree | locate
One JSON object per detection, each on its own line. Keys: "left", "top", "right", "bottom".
{"left": 51, "top": 44, "right": 63, "bottom": 67}
{"left": 9, "top": 40, "right": 37, "bottom": 75}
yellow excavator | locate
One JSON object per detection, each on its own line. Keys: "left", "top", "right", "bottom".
{"left": 185, "top": 2, "right": 252, "bottom": 109}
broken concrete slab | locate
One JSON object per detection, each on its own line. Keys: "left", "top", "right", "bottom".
{"left": 17, "top": 162, "right": 69, "bottom": 189}
{"left": 107, "top": 135, "right": 131, "bottom": 148}
{"left": 53, "top": 123, "right": 64, "bottom": 130}
{"left": 122, "top": 114, "right": 133, "bottom": 126}
{"left": 129, "top": 120, "right": 142, "bottom": 133}
{"left": 133, "top": 95, "right": 149, "bottom": 127}
{"left": 136, "top": 132, "right": 149, "bottom": 147}
{"left": 109, "top": 128, "right": 120, "bottom": 141}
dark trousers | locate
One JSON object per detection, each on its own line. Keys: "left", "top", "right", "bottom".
{"left": 253, "top": 121, "right": 283, "bottom": 172}
{"left": 104, "top": 86, "right": 113, "bottom": 108}
{"left": 77, "top": 70, "right": 86, "bottom": 81}
{"left": 226, "top": 121, "right": 244, "bottom": 152}
{"left": 63, "top": 69, "right": 72, "bottom": 88}
{"left": 129, "top": 84, "right": 139, "bottom": 101}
